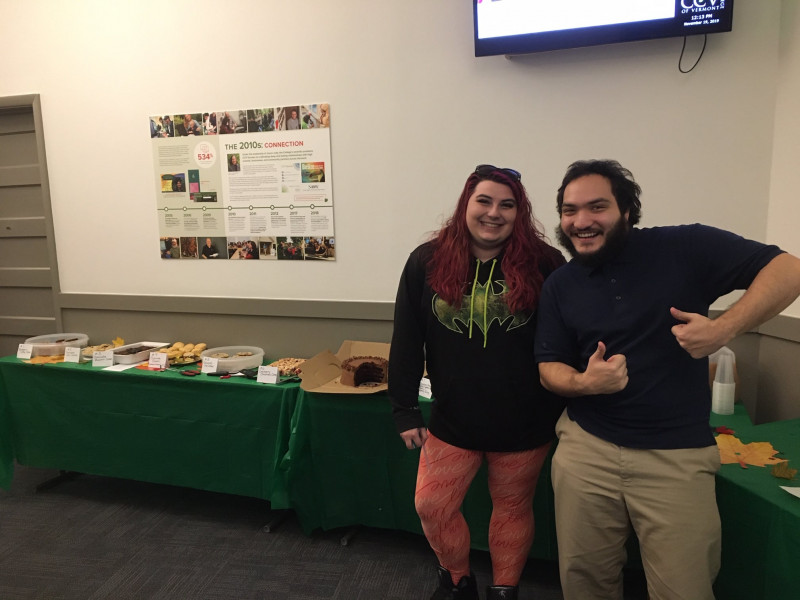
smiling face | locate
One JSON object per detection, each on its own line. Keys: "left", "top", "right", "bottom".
{"left": 558, "top": 173, "right": 629, "bottom": 264}
{"left": 465, "top": 179, "right": 517, "bottom": 261}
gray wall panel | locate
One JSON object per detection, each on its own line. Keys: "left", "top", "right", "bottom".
{"left": 0, "top": 108, "right": 34, "bottom": 134}
{"left": 0, "top": 186, "right": 45, "bottom": 218}
{"left": 0, "top": 216, "right": 46, "bottom": 237}
{"left": 0, "top": 287, "right": 57, "bottom": 317}
{"left": 62, "top": 308, "right": 393, "bottom": 360}
{"left": 754, "top": 336, "right": 800, "bottom": 423}
{"left": 0, "top": 237, "right": 50, "bottom": 268}
{"left": 0, "top": 132, "right": 38, "bottom": 165}
{"left": 0, "top": 267, "right": 51, "bottom": 287}
{"left": 0, "top": 165, "right": 40, "bottom": 186}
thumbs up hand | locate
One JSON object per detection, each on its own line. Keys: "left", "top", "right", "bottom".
{"left": 582, "top": 341, "right": 629, "bottom": 394}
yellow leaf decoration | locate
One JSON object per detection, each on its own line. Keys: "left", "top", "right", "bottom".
{"left": 112, "top": 337, "right": 125, "bottom": 347}
{"left": 771, "top": 461, "right": 797, "bottom": 480}
{"left": 716, "top": 434, "right": 787, "bottom": 469}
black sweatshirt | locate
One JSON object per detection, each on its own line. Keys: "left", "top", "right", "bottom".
{"left": 389, "top": 242, "right": 566, "bottom": 452}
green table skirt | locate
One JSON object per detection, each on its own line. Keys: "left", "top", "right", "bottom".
{"left": 3, "top": 356, "right": 799, "bottom": 594}
{"left": 285, "top": 389, "right": 559, "bottom": 559}
{"left": 0, "top": 357, "right": 298, "bottom": 504}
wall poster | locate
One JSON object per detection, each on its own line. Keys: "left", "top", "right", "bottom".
{"left": 150, "top": 103, "right": 334, "bottom": 261}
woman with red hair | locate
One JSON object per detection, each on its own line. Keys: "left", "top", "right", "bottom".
{"left": 389, "top": 165, "right": 565, "bottom": 600}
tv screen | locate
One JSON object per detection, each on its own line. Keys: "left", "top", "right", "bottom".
{"left": 474, "top": 0, "right": 734, "bottom": 57}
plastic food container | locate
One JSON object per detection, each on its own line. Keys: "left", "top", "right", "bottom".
{"left": 25, "top": 333, "right": 89, "bottom": 357}
{"left": 200, "top": 346, "right": 264, "bottom": 372}
{"left": 112, "top": 341, "right": 170, "bottom": 364}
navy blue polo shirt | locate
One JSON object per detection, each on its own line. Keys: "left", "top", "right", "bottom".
{"left": 535, "top": 225, "right": 783, "bottom": 449}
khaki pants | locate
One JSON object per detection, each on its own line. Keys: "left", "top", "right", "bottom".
{"left": 552, "top": 411, "right": 721, "bottom": 600}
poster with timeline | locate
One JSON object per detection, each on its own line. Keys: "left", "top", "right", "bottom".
{"left": 150, "top": 103, "right": 335, "bottom": 262}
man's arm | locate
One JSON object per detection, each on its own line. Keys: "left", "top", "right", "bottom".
{"left": 539, "top": 341, "right": 628, "bottom": 397}
{"left": 671, "top": 253, "right": 800, "bottom": 358}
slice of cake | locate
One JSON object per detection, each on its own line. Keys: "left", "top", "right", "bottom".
{"left": 340, "top": 355, "right": 388, "bottom": 387}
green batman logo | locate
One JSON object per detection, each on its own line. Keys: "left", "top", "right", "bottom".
{"left": 433, "top": 279, "right": 531, "bottom": 335}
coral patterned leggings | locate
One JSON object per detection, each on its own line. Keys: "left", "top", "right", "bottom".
{"left": 414, "top": 433, "right": 551, "bottom": 587}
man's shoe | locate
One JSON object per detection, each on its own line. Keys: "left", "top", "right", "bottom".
{"left": 486, "top": 585, "right": 518, "bottom": 600}
{"left": 429, "top": 566, "right": 479, "bottom": 600}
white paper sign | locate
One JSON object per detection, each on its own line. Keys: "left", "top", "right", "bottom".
{"left": 201, "top": 356, "right": 219, "bottom": 374}
{"left": 257, "top": 365, "right": 279, "bottom": 384}
{"left": 64, "top": 347, "right": 81, "bottom": 363}
{"left": 781, "top": 486, "right": 800, "bottom": 500}
{"left": 418, "top": 377, "right": 432, "bottom": 399}
{"left": 16, "top": 344, "right": 33, "bottom": 360}
{"left": 92, "top": 349, "right": 114, "bottom": 367}
{"left": 148, "top": 352, "right": 168, "bottom": 370}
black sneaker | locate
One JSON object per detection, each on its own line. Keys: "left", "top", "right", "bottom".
{"left": 429, "top": 566, "right": 478, "bottom": 600}
{"left": 486, "top": 585, "right": 518, "bottom": 600}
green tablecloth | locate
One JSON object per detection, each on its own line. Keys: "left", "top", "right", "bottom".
{"left": 2, "top": 357, "right": 798, "bottom": 595}
{"left": 285, "top": 389, "right": 559, "bottom": 560}
{"left": 0, "top": 356, "right": 299, "bottom": 504}
{"left": 710, "top": 407, "right": 800, "bottom": 600}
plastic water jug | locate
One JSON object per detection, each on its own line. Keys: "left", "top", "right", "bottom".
{"left": 711, "top": 348, "right": 736, "bottom": 415}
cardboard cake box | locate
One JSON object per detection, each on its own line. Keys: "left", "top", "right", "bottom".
{"left": 299, "top": 340, "right": 389, "bottom": 394}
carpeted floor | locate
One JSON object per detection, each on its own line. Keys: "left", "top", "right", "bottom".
{"left": 0, "top": 464, "right": 648, "bottom": 599}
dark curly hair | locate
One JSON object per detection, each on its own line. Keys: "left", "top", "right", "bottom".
{"left": 556, "top": 159, "right": 642, "bottom": 226}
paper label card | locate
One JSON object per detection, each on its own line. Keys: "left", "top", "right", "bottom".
{"left": 64, "top": 347, "right": 81, "bottom": 363}
{"left": 257, "top": 365, "right": 279, "bottom": 384}
{"left": 418, "top": 377, "right": 432, "bottom": 399}
{"left": 201, "top": 356, "right": 219, "bottom": 373}
{"left": 148, "top": 352, "right": 168, "bottom": 370}
{"left": 17, "top": 344, "right": 33, "bottom": 360}
{"left": 92, "top": 349, "right": 114, "bottom": 367}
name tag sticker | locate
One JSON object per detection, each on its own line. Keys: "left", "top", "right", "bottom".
{"left": 418, "top": 377, "right": 432, "bottom": 399}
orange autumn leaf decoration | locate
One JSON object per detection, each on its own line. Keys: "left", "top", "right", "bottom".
{"left": 716, "top": 434, "right": 786, "bottom": 469}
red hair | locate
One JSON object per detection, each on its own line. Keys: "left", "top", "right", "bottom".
{"left": 427, "top": 169, "right": 556, "bottom": 314}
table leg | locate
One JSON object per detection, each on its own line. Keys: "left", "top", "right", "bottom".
{"left": 35, "top": 470, "right": 81, "bottom": 492}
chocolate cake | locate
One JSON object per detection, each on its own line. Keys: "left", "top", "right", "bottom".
{"left": 340, "top": 355, "right": 388, "bottom": 387}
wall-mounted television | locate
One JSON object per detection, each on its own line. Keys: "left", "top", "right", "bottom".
{"left": 474, "top": 0, "right": 734, "bottom": 57}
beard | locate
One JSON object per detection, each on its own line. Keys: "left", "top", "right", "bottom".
{"left": 556, "top": 216, "right": 630, "bottom": 268}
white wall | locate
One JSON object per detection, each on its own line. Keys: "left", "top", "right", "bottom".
{"left": 768, "top": 0, "right": 800, "bottom": 316}
{"left": 0, "top": 0, "right": 794, "bottom": 310}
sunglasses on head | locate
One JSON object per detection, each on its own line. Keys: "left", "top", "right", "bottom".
{"left": 474, "top": 164, "right": 521, "bottom": 182}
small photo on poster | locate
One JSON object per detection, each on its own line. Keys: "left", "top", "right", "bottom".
{"left": 202, "top": 112, "right": 217, "bottom": 135}
{"left": 258, "top": 236, "right": 279, "bottom": 260}
{"left": 217, "top": 111, "right": 237, "bottom": 135}
{"left": 160, "top": 237, "right": 181, "bottom": 259}
{"left": 181, "top": 237, "right": 199, "bottom": 259}
{"left": 188, "top": 169, "right": 201, "bottom": 192}
{"left": 161, "top": 173, "right": 186, "bottom": 193}
{"left": 276, "top": 237, "right": 304, "bottom": 260}
{"left": 304, "top": 236, "right": 335, "bottom": 260}
{"left": 227, "top": 154, "right": 241, "bottom": 172}
{"left": 150, "top": 115, "right": 175, "bottom": 138}
{"left": 227, "top": 237, "right": 259, "bottom": 260}
{"left": 231, "top": 110, "right": 247, "bottom": 133}
{"left": 247, "top": 108, "right": 275, "bottom": 132}
{"left": 277, "top": 106, "right": 301, "bottom": 131}
{"left": 199, "top": 236, "right": 227, "bottom": 259}
{"left": 176, "top": 113, "right": 203, "bottom": 137}
{"left": 191, "top": 191, "right": 218, "bottom": 203}
{"left": 301, "top": 162, "right": 325, "bottom": 183}
{"left": 300, "top": 104, "right": 329, "bottom": 129}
